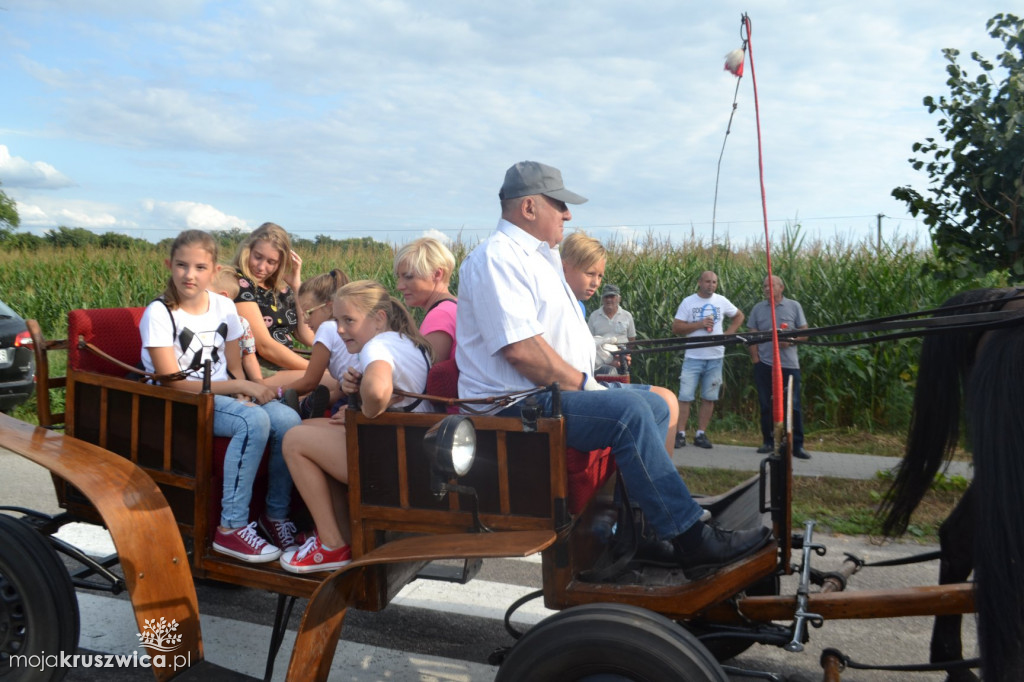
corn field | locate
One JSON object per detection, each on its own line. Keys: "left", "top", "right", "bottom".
{"left": 0, "top": 228, "right": 1005, "bottom": 433}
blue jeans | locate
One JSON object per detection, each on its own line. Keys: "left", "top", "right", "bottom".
{"left": 753, "top": 361, "right": 803, "bottom": 452}
{"left": 501, "top": 389, "right": 704, "bottom": 540}
{"left": 213, "top": 395, "right": 301, "bottom": 528}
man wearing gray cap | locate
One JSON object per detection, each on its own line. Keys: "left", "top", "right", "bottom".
{"left": 455, "top": 161, "right": 771, "bottom": 580}
{"left": 588, "top": 283, "right": 636, "bottom": 375}
{"left": 589, "top": 284, "right": 636, "bottom": 341}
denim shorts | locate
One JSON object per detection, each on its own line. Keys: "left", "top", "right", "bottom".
{"left": 678, "top": 356, "right": 723, "bottom": 401}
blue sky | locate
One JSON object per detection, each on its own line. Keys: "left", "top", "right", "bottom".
{"left": 0, "top": 2, "right": 1012, "bottom": 248}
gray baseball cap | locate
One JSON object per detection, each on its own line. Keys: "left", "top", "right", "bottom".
{"left": 601, "top": 284, "right": 620, "bottom": 298}
{"left": 499, "top": 161, "right": 588, "bottom": 204}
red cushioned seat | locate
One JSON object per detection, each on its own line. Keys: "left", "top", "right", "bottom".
{"left": 67, "top": 307, "right": 146, "bottom": 375}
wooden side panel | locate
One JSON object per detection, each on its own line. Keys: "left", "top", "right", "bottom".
{"left": 0, "top": 413, "right": 203, "bottom": 682}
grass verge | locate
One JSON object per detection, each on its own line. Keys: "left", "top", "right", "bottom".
{"left": 681, "top": 466, "right": 966, "bottom": 544}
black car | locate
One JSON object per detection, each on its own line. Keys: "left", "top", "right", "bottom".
{"left": 0, "top": 299, "right": 35, "bottom": 413}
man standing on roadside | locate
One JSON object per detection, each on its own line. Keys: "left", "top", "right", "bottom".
{"left": 672, "top": 271, "right": 744, "bottom": 449}
{"left": 747, "top": 275, "right": 811, "bottom": 459}
{"left": 588, "top": 284, "right": 635, "bottom": 375}
{"left": 456, "top": 161, "right": 770, "bottom": 579}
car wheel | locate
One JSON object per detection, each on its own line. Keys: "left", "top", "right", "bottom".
{"left": 495, "top": 603, "right": 727, "bottom": 682}
{"left": 0, "top": 514, "right": 80, "bottom": 681}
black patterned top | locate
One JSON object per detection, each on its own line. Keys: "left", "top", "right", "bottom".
{"left": 234, "top": 274, "right": 298, "bottom": 349}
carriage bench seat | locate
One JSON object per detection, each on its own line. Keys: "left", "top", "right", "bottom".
{"left": 65, "top": 307, "right": 280, "bottom": 542}
{"left": 425, "top": 358, "right": 616, "bottom": 515}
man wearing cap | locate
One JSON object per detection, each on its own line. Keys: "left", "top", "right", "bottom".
{"left": 588, "top": 283, "right": 635, "bottom": 375}
{"left": 455, "top": 161, "right": 771, "bottom": 580}
{"left": 588, "top": 284, "right": 636, "bottom": 343}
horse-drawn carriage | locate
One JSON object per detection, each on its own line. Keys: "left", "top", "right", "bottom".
{"left": 2, "top": 292, "right": 1021, "bottom": 681}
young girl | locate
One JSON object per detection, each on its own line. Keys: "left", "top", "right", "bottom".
{"left": 140, "top": 230, "right": 302, "bottom": 563}
{"left": 280, "top": 280, "right": 435, "bottom": 573}
{"left": 279, "top": 269, "right": 354, "bottom": 418}
{"left": 232, "top": 222, "right": 313, "bottom": 380}
{"left": 393, "top": 237, "right": 458, "bottom": 361}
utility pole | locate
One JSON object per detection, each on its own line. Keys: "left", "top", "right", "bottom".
{"left": 877, "top": 213, "right": 884, "bottom": 250}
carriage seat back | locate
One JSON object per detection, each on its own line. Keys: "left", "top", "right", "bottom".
{"left": 424, "top": 357, "right": 616, "bottom": 515}
{"left": 67, "top": 307, "right": 146, "bottom": 376}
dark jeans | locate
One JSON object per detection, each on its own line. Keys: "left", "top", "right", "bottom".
{"left": 499, "top": 388, "right": 704, "bottom": 540}
{"left": 753, "top": 361, "right": 803, "bottom": 452}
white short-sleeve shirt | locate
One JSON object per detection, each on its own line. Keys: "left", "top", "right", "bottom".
{"left": 456, "top": 219, "right": 595, "bottom": 403}
{"left": 358, "top": 331, "right": 434, "bottom": 413}
{"left": 673, "top": 292, "right": 740, "bottom": 361}
{"left": 140, "top": 293, "right": 242, "bottom": 382}
{"left": 313, "top": 322, "right": 358, "bottom": 383}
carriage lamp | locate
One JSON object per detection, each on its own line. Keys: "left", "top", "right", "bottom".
{"left": 424, "top": 415, "right": 477, "bottom": 499}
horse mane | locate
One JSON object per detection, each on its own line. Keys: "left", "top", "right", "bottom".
{"left": 878, "top": 287, "right": 1016, "bottom": 537}
{"left": 968, "top": 304, "right": 1024, "bottom": 680}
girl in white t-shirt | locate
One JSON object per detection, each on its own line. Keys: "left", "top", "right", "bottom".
{"left": 140, "top": 230, "right": 302, "bottom": 564}
{"left": 279, "top": 269, "right": 355, "bottom": 418}
{"left": 280, "top": 280, "right": 435, "bottom": 573}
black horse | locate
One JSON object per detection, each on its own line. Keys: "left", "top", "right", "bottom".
{"left": 880, "top": 287, "right": 1024, "bottom": 682}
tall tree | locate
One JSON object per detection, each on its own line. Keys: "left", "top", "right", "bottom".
{"left": 892, "top": 13, "right": 1024, "bottom": 280}
{"left": 0, "top": 182, "right": 19, "bottom": 237}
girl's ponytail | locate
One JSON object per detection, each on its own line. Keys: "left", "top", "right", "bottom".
{"left": 387, "top": 297, "right": 434, "bottom": 363}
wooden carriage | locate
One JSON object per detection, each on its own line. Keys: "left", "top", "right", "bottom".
{"left": 0, "top": 305, "right": 977, "bottom": 681}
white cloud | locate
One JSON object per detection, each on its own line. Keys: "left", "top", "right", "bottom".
{"left": 140, "top": 200, "right": 250, "bottom": 232}
{"left": 0, "top": 145, "right": 75, "bottom": 190}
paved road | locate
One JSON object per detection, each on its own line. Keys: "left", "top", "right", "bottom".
{"left": 2, "top": 444, "right": 977, "bottom": 681}
{"left": 671, "top": 441, "right": 974, "bottom": 481}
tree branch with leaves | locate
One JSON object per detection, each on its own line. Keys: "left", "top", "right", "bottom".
{"left": 892, "top": 13, "right": 1024, "bottom": 280}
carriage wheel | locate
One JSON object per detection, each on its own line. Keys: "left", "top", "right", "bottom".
{"left": 495, "top": 603, "right": 728, "bottom": 682}
{"left": 681, "top": 574, "right": 781, "bottom": 661}
{"left": 0, "top": 514, "right": 80, "bottom": 682}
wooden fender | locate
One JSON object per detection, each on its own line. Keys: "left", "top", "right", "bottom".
{"left": 288, "top": 529, "right": 557, "bottom": 682}
{"left": 0, "top": 413, "right": 202, "bottom": 681}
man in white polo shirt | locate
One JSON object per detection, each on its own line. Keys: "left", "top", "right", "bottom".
{"left": 455, "top": 161, "right": 770, "bottom": 580}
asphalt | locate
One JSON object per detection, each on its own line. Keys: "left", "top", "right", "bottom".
{"left": 671, "top": 439, "right": 974, "bottom": 481}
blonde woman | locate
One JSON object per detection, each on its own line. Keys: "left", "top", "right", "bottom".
{"left": 232, "top": 222, "right": 313, "bottom": 377}
{"left": 393, "top": 237, "right": 458, "bottom": 361}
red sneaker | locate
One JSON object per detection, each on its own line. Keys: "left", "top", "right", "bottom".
{"left": 213, "top": 522, "right": 281, "bottom": 563}
{"left": 258, "top": 514, "right": 301, "bottom": 552}
{"left": 280, "top": 535, "right": 352, "bottom": 574}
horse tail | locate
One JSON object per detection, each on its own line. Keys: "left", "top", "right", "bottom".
{"left": 968, "top": 322, "right": 1024, "bottom": 681}
{"left": 879, "top": 288, "right": 1012, "bottom": 537}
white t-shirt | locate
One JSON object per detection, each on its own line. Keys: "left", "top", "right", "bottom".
{"left": 673, "top": 292, "right": 739, "bottom": 361}
{"left": 358, "top": 331, "right": 433, "bottom": 413}
{"left": 140, "top": 293, "right": 242, "bottom": 382}
{"left": 456, "top": 219, "right": 594, "bottom": 403}
{"left": 313, "top": 322, "right": 358, "bottom": 382}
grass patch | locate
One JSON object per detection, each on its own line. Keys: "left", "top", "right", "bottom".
{"left": 681, "top": 466, "right": 966, "bottom": 544}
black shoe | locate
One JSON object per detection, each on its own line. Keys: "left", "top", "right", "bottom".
{"left": 674, "top": 432, "right": 687, "bottom": 449}
{"left": 300, "top": 384, "right": 332, "bottom": 419}
{"left": 280, "top": 388, "right": 301, "bottom": 416}
{"left": 673, "top": 524, "right": 772, "bottom": 581}
{"left": 693, "top": 433, "right": 713, "bottom": 449}
{"left": 793, "top": 449, "right": 812, "bottom": 460}
{"left": 756, "top": 442, "right": 774, "bottom": 454}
